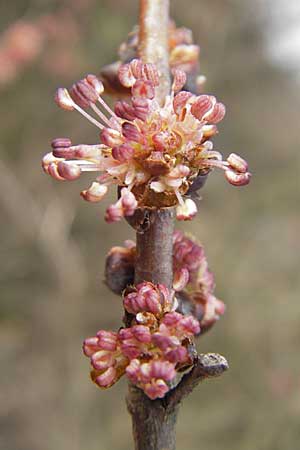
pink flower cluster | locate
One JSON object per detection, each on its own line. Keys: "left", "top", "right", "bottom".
{"left": 173, "top": 230, "right": 225, "bottom": 332}
{"left": 83, "top": 282, "right": 200, "bottom": 399}
{"left": 43, "top": 58, "right": 251, "bottom": 223}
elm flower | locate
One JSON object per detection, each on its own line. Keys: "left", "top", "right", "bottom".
{"left": 83, "top": 282, "right": 200, "bottom": 399}
{"left": 126, "top": 359, "right": 176, "bottom": 400}
{"left": 42, "top": 58, "right": 251, "bottom": 223}
{"left": 123, "top": 281, "right": 175, "bottom": 317}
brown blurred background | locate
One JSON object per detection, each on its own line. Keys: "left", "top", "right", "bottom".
{"left": 1, "top": 1, "right": 300, "bottom": 449}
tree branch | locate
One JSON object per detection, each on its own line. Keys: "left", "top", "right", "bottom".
{"left": 165, "top": 353, "right": 229, "bottom": 410}
{"left": 139, "top": 0, "right": 170, "bottom": 104}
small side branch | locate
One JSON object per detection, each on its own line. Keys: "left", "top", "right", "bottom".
{"left": 165, "top": 353, "right": 229, "bottom": 410}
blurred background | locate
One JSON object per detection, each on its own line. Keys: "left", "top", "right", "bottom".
{"left": 1, "top": 1, "right": 299, "bottom": 449}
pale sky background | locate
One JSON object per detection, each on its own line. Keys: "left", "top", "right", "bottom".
{"left": 261, "top": 0, "right": 300, "bottom": 78}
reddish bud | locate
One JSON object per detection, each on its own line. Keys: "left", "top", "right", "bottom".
{"left": 132, "top": 97, "right": 149, "bottom": 121}
{"left": 173, "top": 91, "right": 193, "bottom": 115}
{"left": 80, "top": 182, "right": 108, "bottom": 202}
{"left": 112, "top": 144, "right": 134, "bottom": 162}
{"left": 94, "top": 367, "right": 117, "bottom": 388}
{"left": 57, "top": 161, "right": 81, "bottom": 180}
{"left": 118, "top": 63, "right": 136, "bottom": 87}
{"left": 204, "top": 102, "right": 226, "bottom": 124}
{"left": 96, "top": 330, "right": 118, "bottom": 351}
{"left": 173, "top": 267, "right": 189, "bottom": 291}
{"left": 142, "top": 63, "right": 159, "bottom": 86}
{"left": 176, "top": 198, "right": 197, "bottom": 221}
{"left": 191, "top": 95, "right": 215, "bottom": 120}
{"left": 122, "top": 122, "right": 142, "bottom": 142}
{"left": 225, "top": 170, "right": 251, "bottom": 186}
{"left": 86, "top": 74, "right": 104, "bottom": 95}
{"left": 227, "top": 153, "right": 248, "bottom": 173}
{"left": 172, "top": 69, "right": 187, "bottom": 92}
{"left": 129, "top": 59, "right": 143, "bottom": 79}
{"left": 55, "top": 88, "right": 74, "bottom": 111}
{"left": 83, "top": 337, "right": 99, "bottom": 357}
{"left": 131, "top": 79, "right": 155, "bottom": 100}
{"left": 114, "top": 101, "right": 136, "bottom": 121}
{"left": 101, "top": 128, "right": 124, "bottom": 147}
{"left": 42, "top": 153, "right": 58, "bottom": 174}
{"left": 91, "top": 350, "right": 114, "bottom": 370}
{"left": 47, "top": 162, "right": 66, "bottom": 180}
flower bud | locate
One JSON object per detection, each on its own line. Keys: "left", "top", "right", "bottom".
{"left": 129, "top": 59, "right": 143, "bottom": 79}
{"left": 227, "top": 153, "right": 248, "bottom": 173}
{"left": 131, "top": 79, "right": 155, "bottom": 100}
{"left": 173, "top": 267, "right": 189, "bottom": 291}
{"left": 101, "top": 128, "right": 124, "bottom": 147}
{"left": 170, "top": 44, "right": 199, "bottom": 66}
{"left": 47, "top": 162, "right": 66, "bottom": 180}
{"left": 143, "top": 379, "right": 169, "bottom": 400}
{"left": 172, "top": 69, "right": 187, "bottom": 92}
{"left": 83, "top": 337, "right": 100, "bottom": 357}
{"left": 114, "top": 101, "right": 136, "bottom": 121}
{"left": 105, "top": 203, "right": 123, "bottom": 223}
{"left": 51, "top": 138, "right": 72, "bottom": 150}
{"left": 96, "top": 330, "right": 118, "bottom": 351}
{"left": 57, "top": 161, "right": 81, "bottom": 180}
{"left": 112, "top": 143, "right": 134, "bottom": 162}
{"left": 202, "top": 124, "right": 218, "bottom": 138}
{"left": 191, "top": 95, "right": 214, "bottom": 120}
{"left": 42, "top": 152, "right": 58, "bottom": 173}
{"left": 149, "top": 360, "right": 176, "bottom": 382}
{"left": 86, "top": 74, "right": 104, "bottom": 95}
{"left": 120, "top": 188, "right": 138, "bottom": 216}
{"left": 121, "top": 122, "right": 142, "bottom": 142}
{"left": 80, "top": 182, "right": 108, "bottom": 202}
{"left": 132, "top": 97, "right": 149, "bottom": 121}
{"left": 94, "top": 367, "right": 117, "bottom": 388}
{"left": 130, "top": 326, "right": 151, "bottom": 344}
{"left": 165, "top": 346, "right": 188, "bottom": 363}
{"left": 173, "top": 91, "right": 193, "bottom": 115}
{"left": 225, "top": 169, "right": 251, "bottom": 186}
{"left": 176, "top": 198, "right": 197, "bottom": 221}
{"left": 118, "top": 63, "right": 136, "bottom": 87}
{"left": 204, "top": 102, "right": 226, "bottom": 124}
{"left": 142, "top": 63, "right": 159, "bottom": 86}
{"left": 91, "top": 350, "right": 114, "bottom": 370}
{"left": 126, "top": 359, "right": 141, "bottom": 384}
{"left": 69, "top": 83, "right": 90, "bottom": 108}
{"left": 55, "top": 88, "right": 75, "bottom": 111}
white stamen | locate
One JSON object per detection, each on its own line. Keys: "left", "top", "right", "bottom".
{"left": 73, "top": 103, "right": 104, "bottom": 129}
{"left": 97, "top": 96, "right": 118, "bottom": 120}
{"left": 174, "top": 189, "right": 184, "bottom": 205}
{"left": 66, "top": 160, "right": 100, "bottom": 171}
{"left": 90, "top": 102, "right": 113, "bottom": 127}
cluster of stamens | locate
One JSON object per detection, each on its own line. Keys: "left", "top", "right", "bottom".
{"left": 83, "top": 282, "right": 199, "bottom": 399}
{"left": 42, "top": 58, "right": 251, "bottom": 222}
{"left": 173, "top": 231, "right": 225, "bottom": 331}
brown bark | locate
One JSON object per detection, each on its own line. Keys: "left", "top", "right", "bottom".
{"left": 135, "top": 208, "right": 175, "bottom": 288}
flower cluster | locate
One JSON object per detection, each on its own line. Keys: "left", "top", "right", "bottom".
{"left": 42, "top": 58, "right": 251, "bottom": 223}
{"left": 83, "top": 282, "right": 200, "bottom": 399}
{"left": 173, "top": 231, "right": 225, "bottom": 332}
{"left": 104, "top": 230, "right": 225, "bottom": 332}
